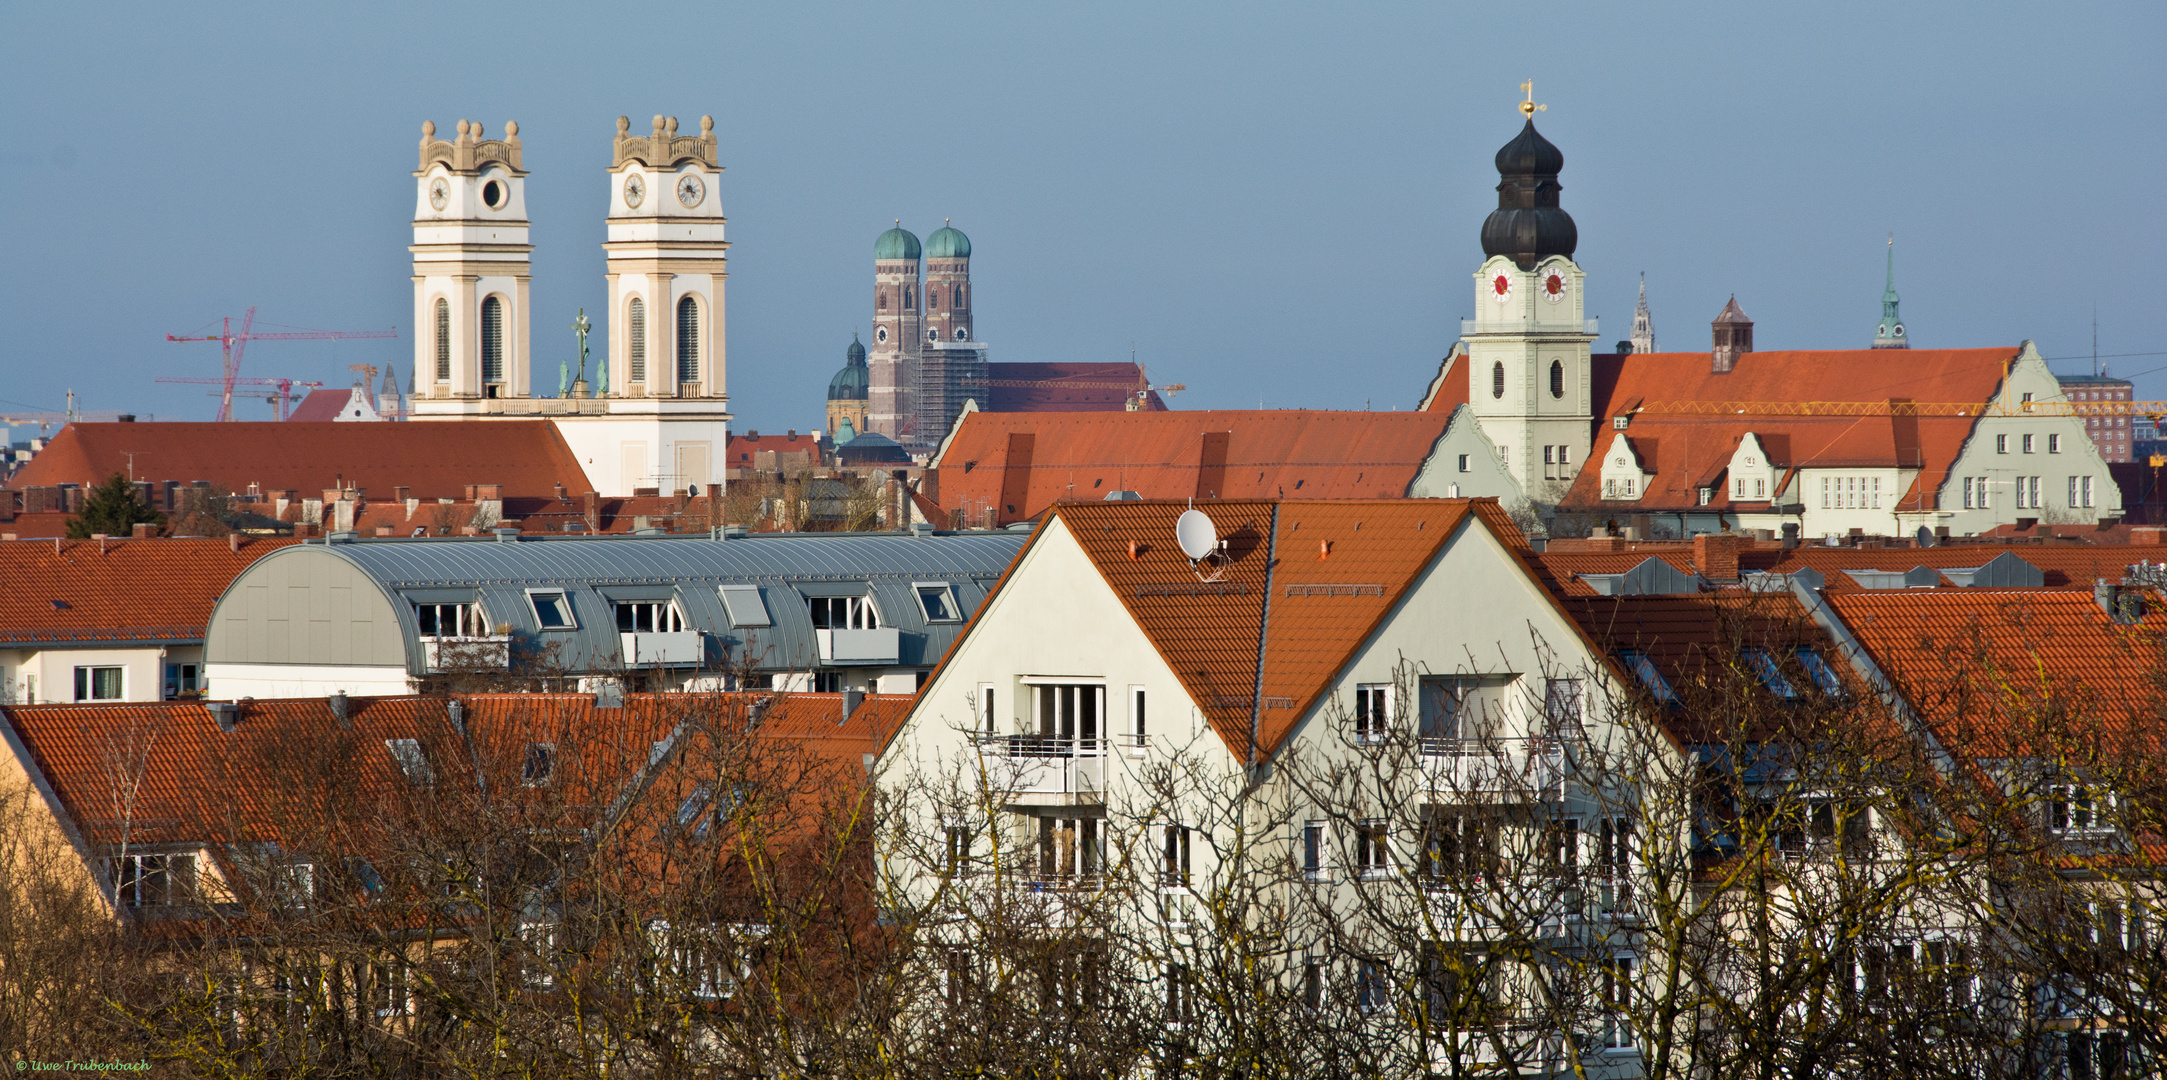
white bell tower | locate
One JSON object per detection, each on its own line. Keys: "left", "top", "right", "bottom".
{"left": 1463, "top": 96, "right": 1595, "bottom": 500}
{"left": 410, "top": 119, "right": 532, "bottom": 412}
{"left": 603, "top": 115, "right": 728, "bottom": 401}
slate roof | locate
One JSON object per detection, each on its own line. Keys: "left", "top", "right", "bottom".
{"left": 1531, "top": 541, "right": 2152, "bottom": 597}
{"left": 928, "top": 411, "right": 1454, "bottom": 526}
{"left": 0, "top": 536, "right": 293, "bottom": 646}
{"left": 9, "top": 421, "right": 595, "bottom": 502}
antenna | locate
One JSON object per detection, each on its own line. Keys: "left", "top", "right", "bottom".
{"left": 1175, "top": 509, "right": 1219, "bottom": 561}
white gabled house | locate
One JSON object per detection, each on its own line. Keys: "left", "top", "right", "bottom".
{"left": 878, "top": 497, "right": 1673, "bottom": 1074}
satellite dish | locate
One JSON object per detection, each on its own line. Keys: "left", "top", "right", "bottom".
{"left": 1175, "top": 509, "right": 1219, "bottom": 561}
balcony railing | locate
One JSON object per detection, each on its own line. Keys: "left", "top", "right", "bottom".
{"left": 1460, "top": 317, "right": 1600, "bottom": 336}
{"left": 621, "top": 630, "right": 703, "bottom": 666}
{"left": 421, "top": 636, "right": 511, "bottom": 672}
{"left": 975, "top": 735, "right": 1107, "bottom": 796}
{"left": 1419, "top": 737, "right": 1564, "bottom": 797}
{"left": 816, "top": 627, "right": 900, "bottom": 665}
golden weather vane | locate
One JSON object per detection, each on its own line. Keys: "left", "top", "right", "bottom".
{"left": 1520, "top": 80, "right": 1546, "bottom": 119}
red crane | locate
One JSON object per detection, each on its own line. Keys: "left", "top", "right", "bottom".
{"left": 164, "top": 308, "right": 398, "bottom": 421}
{"left": 153, "top": 376, "right": 326, "bottom": 420}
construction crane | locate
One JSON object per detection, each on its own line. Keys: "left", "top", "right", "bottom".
{"left": 164, "top": 308, "right": 398, "bottom": 421}
{"left": 0, "top": 390, "right": 126, "bottom": 434}
{"left": 154, "top": 376, "right": 325, "bottom": 421}
{"left": 1628, "top": 398, "right": 2167, "bottom": 420}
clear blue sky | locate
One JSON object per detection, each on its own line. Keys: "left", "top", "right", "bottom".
{"left": 2, "top": 2, "right": 2161, "bottom": 435}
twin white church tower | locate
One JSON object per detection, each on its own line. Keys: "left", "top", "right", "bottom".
{"left": 406, "top": 116, "right": 729, "bottom": 497}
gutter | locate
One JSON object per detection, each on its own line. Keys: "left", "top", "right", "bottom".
{"left": 1248, "top": 505, "right": 1281, "bottom": 770}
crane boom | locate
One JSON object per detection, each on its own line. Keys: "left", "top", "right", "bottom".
{"left": 165, "top": 309, "right": 397, "bottom": 421}
{"left": 1630, "top": 399, "right": 2167, "bottom": 419}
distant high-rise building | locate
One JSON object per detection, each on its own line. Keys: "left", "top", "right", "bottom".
{"left": 2056, "top": 372, "right": 2134, "bottom": 463}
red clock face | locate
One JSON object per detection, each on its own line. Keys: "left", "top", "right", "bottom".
{"left": 1542, "top": 271, "right": 1567, "bottom": 303}
{"left": 1492, "top": 274, "right": 1511, "bottom": 301}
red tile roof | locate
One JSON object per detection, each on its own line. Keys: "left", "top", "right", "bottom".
{"left": 0, "top": 536, "right": 293, "bottom": 645}
{"left": 1825, "top": 590, "right": 2167, "bottom": 755}
{"left": 726, "top": 431, "right": 823, "bottom": 470}
{"left": 928, "top": 410, "right": 1452, "bottom": 526}
{"left": 10, "top": 421, "right": 595, "bottom": 503}
{"left": 965, "top": 499, "right": 1542, "bottom": 759}
{"left": 2, "top": 691, "right": 897, "bottom": 850}
{"left": 986, "top": 363, "right": 1167, "bottom": 412}
{"left": 1560, "top": 347, "right": 2021, "bottom": 513}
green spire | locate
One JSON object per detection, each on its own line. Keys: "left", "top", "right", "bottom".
{"left": 1873, "top": 233, "right": 1908, "bottom": 349}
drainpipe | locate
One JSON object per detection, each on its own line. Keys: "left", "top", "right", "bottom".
{"left": 1248, "top": 504, "right": 1281, "bottom": 772}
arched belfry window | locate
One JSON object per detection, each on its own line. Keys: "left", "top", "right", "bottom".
{"left": 1492, "top": 361, "right": 1506, "bottom": 399}
{"left": 480, "top": 296, "right": 505, "bottom": 385}
{"left": 676, "top": 296, "right": 700, "bottom": 384}
{"left": 1550, "top": 360, "right": 1564, "bottom": 399}
{"left": 877, "top": 290, "right": 887, "bottom": 311}
{"left": 433, "top": 299, "right": 451, "bottom": 382}
{"left": 904, "top": 286, "right": 914, "bottom": 310}
{"left": 954, "top": 286, "right": 965, "bottom": 309}
{"left": 628, "top": 298, "right": 647, "bottom": 384}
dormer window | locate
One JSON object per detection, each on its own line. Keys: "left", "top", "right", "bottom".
{"left": 1743, "top": 648, "right": 1799, "bottom": 700}
{"left": 415, "top": 602, "right": 487, "bottom": 638}
{"left": 615, "top": 600, "right": 685, "bottom": 633}
{"left": 387, "top": 738, "right": 435, "bottom": 786}
{"left": 2048, "top": 784, "right": 2114, "bottom": 837}
{"left": 807, "top": 595, "right": 879, "bottom": 630}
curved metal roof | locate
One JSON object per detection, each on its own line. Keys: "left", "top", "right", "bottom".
{"left": 311, "top": 532, "right": 1024, "bottom": 588}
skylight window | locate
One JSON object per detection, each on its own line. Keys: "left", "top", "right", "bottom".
{"left": 522, "top": 743, "right": 556, "bottom": 785}
{"left": 1742, "top": 648, "right": 1799, "bottom": 700}
{"left": 386, "top": 738, "right": 435, "bottom": 786}
{"left": 528, "top": 592, "right": 576, "bottom": 630}
{"left": 1620, "top": 650, "right": 1677, "bottom": 704}
{"left": 915, "top": 583, "right": 960, "bottom": 622}
{"left": 676, "top": 782, "right": 715, "bottom": 828}
{"left": 1791, "top": 648, "right": 1844, "bottom": 696}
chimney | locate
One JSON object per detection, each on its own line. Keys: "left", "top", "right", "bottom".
{"left": 132, "top": 523, "right": 153, "bottom": 539}
{"left": 1711, "top": 296, "right": 1754, "bottom": 374}
{"left": 1694, "top": 531, "right": 1744, "bottom": 583}
{"left": 583, "top": 490, "right": 600, "bottom": 533}
{"left": 228, "top": 532, "right": 242, "bottom": 552}
{"left": 393, "top": 485, "right": 410, "bottom": 503}
{"left": 475, "top": 483, "right": 502, "bottom": 501}
{"left": 842, "top": 689, "right": 865, "bottom": 722}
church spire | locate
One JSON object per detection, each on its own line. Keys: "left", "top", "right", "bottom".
{"left": 1630, "top": 272, "right": 1655, "bottom": 354}
{"left": 1873, "top": 233, "right": 1909, "bottom": 349}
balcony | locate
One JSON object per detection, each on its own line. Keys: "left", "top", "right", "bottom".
{"left": 621, "top": 630, "right": 703, "bottom": 667}
{"left": 1420, "top": 737, "right": 1564, "bottom": 799}
{"left": 1460, "top": 317, "right": 1600, "bottom": 337}
{"left": 975, "top": 735, "right": 1106, "bottom": 800}
{"left": 421, "top": 636, "right": 511, "bottom": 673}
{"left": 816, "top": 627, "right": 900, "bottom": 665}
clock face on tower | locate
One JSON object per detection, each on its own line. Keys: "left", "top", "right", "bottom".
{"left": 1492, "top": 274, "right": 1512, "bottom": 303}
{"left": 1541, "top": 270, "right": 1568, "bottom": 303}
{"left": 623, "top": 174, "right": 645, "bottom": 209}
{"left": 676, "top": 175, "right": 704, "bottom": 208}
{"left": 428, "top": 177, "right": 448, "bottom": 211}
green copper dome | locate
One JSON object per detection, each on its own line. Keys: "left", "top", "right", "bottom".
{"left": 925, "top": 223, "right": 971, "bottom": 259}
{"left": 875, "top": 224, "right": 921, "bottom": 261}
{"left": 828, "top": 334, "right": 870, "bottom": 401}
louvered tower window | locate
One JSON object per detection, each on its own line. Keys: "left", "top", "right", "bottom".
{"left": 433, "top": 299, "right": 451, "bottom": 382}
{"left": 1492, "top": 361, "right": 1506, "bottom": 399}
{"left": 479, "top": 296, "right": 504, "bottom": 384}
{"left": 676, "top": 296, "right": 699, "bottom": 384}
{"left": 628, "top": 298, "right": 647, "bottom": 384}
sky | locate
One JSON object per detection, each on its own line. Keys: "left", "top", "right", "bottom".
{"left": 2, "top": 2, "right": 2162, "bottom": 437}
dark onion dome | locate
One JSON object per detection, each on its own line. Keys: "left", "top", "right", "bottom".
{"left": 875, "top": 224, "right": 921, "bottom": 261}
{"left": 1480, "top": 120, "right": 1578, "bottom": 271}
{"left": 836, "top": 430, "right": 912, "bottom": 465}
{"left": 925, "top": 223, "right": 971, "bottom": 259}
{"left": 828, "top": 333, "right": 870, "bottom": 401}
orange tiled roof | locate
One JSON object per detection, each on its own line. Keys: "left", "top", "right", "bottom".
{"left": 0, "top": 536, "right": 292, "bottom": 645}
{"left": 9, "top": 421, "right": 595, "bottom": 503}
{"left": 929, "top": 411, "right": 1453, "bottom": 527}
{"left": 3, "top": 692, "right": 897, "bottom": 849}
{"left": 1825, "top": 589, "right": 2167, "bottom": 756}
{"left": 986, "top": 362, "right": 1167, "bottom": 412}
{"left": 1531, "top": 541, "right": 2153, "bottom": 597}
{"left": 1025, "top": 499, "right": 1498, "bottom": 757}
{"left": 727, "top": 431, "right": 823, "bottom": 469}
{"left": 1561, "top": 347, "right": 2020, "bottom": 513}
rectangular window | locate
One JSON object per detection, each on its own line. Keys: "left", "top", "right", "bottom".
{"left": 1733, "top": 478, "right": 1744, "bottom": 498}
{"left": 163, "top": 663, "right": 201, "bottom": 700}
{"left": 1162, "top": 824, "right": 1192, "bottom": 887}
{"left": 1302, "top": 820, "right": 1328, "bottom": 882}
{"left": 1420, "top": 807, "right": 1500, "bottom": 880}
{"left": 717, "top": 584, "right": 771, "bottom": 627}
{"left": 73, "top": 665, "right": 123, "bottom": 702}
{"left": 1422, "top": 947, "right": 1500, "bottom": 1031}
{"left": 2084, "top": 476, "right": 2095, "bottom": 507}
{"left": 978, "top": 684, "right": 997, "bottom": 733}
{"left": 1356, "top": 818, "right": 1391, "bottom": 879}
{"left": 1963, "top": 477, "right": 1975, "bottom": 509}
{"left": 2070, "top": 476, "right": 2081, "bottom": 508}
{"left": 1996, "top": 434, "right": 2008, "bottom": 454}
{"left": 1547, "top": 817, "right": 1580, "bottom": 869}
{"left": 2049, "top": 784, "right": 2111, "bottom": 835}
{"left": 414, "top": 601, "right": 486, "bottom": 637}
{"left": 2029, "top": 476, "right": 2042, "bottom": 508}
{"left": 1302, "top": 960, "right": 1324, "bottom": 1011}
{"left": 913, "top": 583, "right": 960, "bottom": 622}
{"left": 1754, "top": 478, "right": 1765, "bottom": 498}
{"left": 1417, "top": 676, "right": 1465, "bottom": 742}
{"left": 1129, "top": 686, "right": 1147, "bottom": 747}
{"left": 112, "top": 853, "right": 195, "bottom": 907}
{"left": 944, "top": 823, "right": 971, "bottom": 876}
{"left": 528, "top": 591, "right": 575, "bottom": 630}
{"left": 521, "top": 742, "right": 555, "bottom": 785}
{"left": 1456, "top": 453, "right": 1470, "bottom": 473}
{"left": 1544, "top": 678, "right": 1583, "bottom": 736}
{"left": 369, "top": 959, "right": 408, "bottom": 1019}
{"left": 1597, "top": 818, "right": 1633, "bottom": 913}
{"left": 1543, "top": 445, "right": 1554, "bottom": 465}
{"left": 1873, "top": 476, "right": 1881, "bottom": 509}
{"left": 1356, "top": 958, "right": 1389, "bottom": 1016}
{"left": 1556, "top": 445, "right": 1569, "bottom": 466}
{"left": 2023, "top": 434, "right": 2035, "bottom": 453}
{"left": 1619, "top": 650, "right": 1676, "bottom": 704}
{"left": 1032, "top": 683, "right": 1103, "bottom": 743}
{"left": 1036, "top": 815, "right": 1103, "bottom": 880}
{"left": 1353, "top": 684, "right": 1390, "bottom": 744}
{"left": 614, "top": 600, "right": 684, "bottom": 633}
{"left": 2050, "top": 433, "right": 2062, "bottom": 453}
{"left": 805, "top": 594, "right": 879, "bottom": 630}
{"left": 1977, "top": 476, "right": 1990, "bottom": 510}
{"left": 1165, "top": 964, "right": 1192, "bottom": 1027}
{"left": 1601, "top": 956, "right": 1636, "bottom": 1049}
